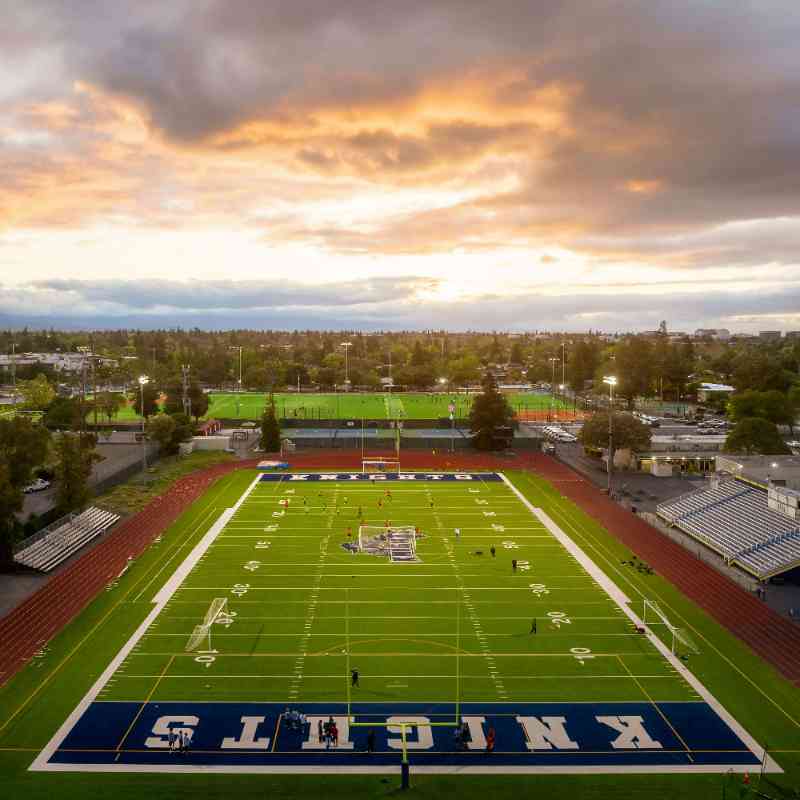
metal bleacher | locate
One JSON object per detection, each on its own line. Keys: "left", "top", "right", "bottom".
{"left": 14, "top": 507, "right": 120, "bottom": 573}
{"left": 658, "top": 480, "right": 800, "bottom": 579}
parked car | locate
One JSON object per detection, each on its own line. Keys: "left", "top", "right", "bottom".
{"left": 23, "top": 478, "right": 51, "bottom": 493}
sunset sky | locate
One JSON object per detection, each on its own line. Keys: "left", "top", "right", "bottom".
{"left": 2, "top": 1, "right": 800, "bottom": 331}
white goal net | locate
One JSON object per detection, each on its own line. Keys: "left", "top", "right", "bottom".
{"left": 185, "top": 597, "right": 229, "bottom": 652}
{"left": 361, "top": 458, "right": 401, "bottom": 473}
{"left": 642, "top": 599, "right": 700, "bottom": 655}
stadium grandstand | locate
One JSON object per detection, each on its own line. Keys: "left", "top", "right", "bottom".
{"left": 657, "top": 477, "right": 800, "bottom": 580}
{"left": 14, "top": 507, "right": 120, "bottom": 572}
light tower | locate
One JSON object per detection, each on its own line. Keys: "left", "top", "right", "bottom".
{"left": 603, "top": 375, "right": 617, "bottom": 494}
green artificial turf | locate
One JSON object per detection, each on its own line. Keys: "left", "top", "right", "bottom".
{"left": 0, "top": 468, "right": 798, "bottom": 800}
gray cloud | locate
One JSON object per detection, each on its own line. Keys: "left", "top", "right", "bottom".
{"left": 4, "top": 1, "right": 800, "bottom": 301}
{"left": 30, "top": 276, "right": 437, "bottom": 310}
{"left": 3, "top": 278, "right": 800, "bottom": 334}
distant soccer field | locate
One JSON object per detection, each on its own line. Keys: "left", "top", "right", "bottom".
{"left": 207, "top": 391, "right": 571, "bottom": 421}
{"left": 33, "top": 471, "right": 770, "bottom": 774}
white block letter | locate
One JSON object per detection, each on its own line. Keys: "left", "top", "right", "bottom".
{"left": 595, "top": 716, "right": 663, "bottom": 749}
{"left": 461, "top": 716, "right": 487, "bottom": 750}
{"left": 144, "top": 716, "right": 199, "bottom": 749}
{"left": 516, "top": 716, "right": 579, "bottom": 750}
{"left": 386, "top": 716, "right": 434, "bottom": 750}
{"left": 221, "top": 716, "right": 271, "bottom": 750}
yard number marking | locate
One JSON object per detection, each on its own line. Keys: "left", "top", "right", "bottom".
{"left": 491, "top": 524, "right": 506, "bottom": 532}
{"left": 475, "top": 499, "right": 489, "bottom": 505}
{"left": 529, "top": 582, "right": 549, "bottom": 596}
{"left": 231, "top": 583, "right": 250, "bottom": 597}
{"left": 255, "top": 541, "right": 271, "bottom": 549}
{"left": 570, "top": 647, "right": 595, "bottom": 664}
{"left": 548, "top": 611, "right": 571, "bottom": 627}
{"left": 243, "top": 561, "right": 261, "bottom": 572}
{"left": 502, "top": 541, "right": 519, "bottom": 549}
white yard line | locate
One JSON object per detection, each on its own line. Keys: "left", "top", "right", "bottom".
{"left": 30, "top": 473, "right": 263, "bottom": 773}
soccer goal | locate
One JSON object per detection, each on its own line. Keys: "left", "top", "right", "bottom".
{"left": 361, "top": 458, "right": 401, "bottom": 473}
{"left": 642, "top": 599, "right": 701, "bottom": 656}
{"left": 185, "top": 597, "right": 230, "bottom": 652}
{"left": 358, "top": 524, "right": 418, "bottom": 562}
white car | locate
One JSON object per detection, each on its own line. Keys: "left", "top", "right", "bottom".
{"left": 23, "top": 478, "right": 51, "bottom": 493}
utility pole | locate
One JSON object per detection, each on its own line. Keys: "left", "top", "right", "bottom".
{"left": 548, "top": 356, "right": 560, "bottom": 421}
{"left": 229, "top": 346, "right": 243, "bottom": 417}
{"left": 181, "top": 364, "right": 192, "bottom": 418}
{"left": 10, "top": 342, "right": 16, "bottom": 407}
{"left": 138, "top": 375, "right": 149, "bottom": 471}
{"left": 340, "top": 341, "right": 353, "bottom": 386}
{"left": 603, "top": 376, "right": 617, "bottom": 495}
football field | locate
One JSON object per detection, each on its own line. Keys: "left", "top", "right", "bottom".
{"left": 33, "top": 471, "right": 770, "bottom": 774}
{"left": 207, "top": 391, "right": 570, "bottom": 421}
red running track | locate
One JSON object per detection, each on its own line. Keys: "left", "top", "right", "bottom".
{"left": 1, "top": 450, "right": 798, "bottom": 692}
{"left": 531, "top": 455, "right": 800, "bottom": 688}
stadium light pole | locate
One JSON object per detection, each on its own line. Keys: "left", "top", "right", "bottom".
{"left": 340, "top": 342, "right": 353, "bottom": 387}
{"left": 603, "top": 376, "right": 617, "bottom": 495}
{"left": 229, "top": 346, "right": 243, "bottom": 417}
{"left": 548, "top": 357, "right": 560, "bottom": 421}
{"left": 138, "top": 375, "right": 149, "bottom": 472}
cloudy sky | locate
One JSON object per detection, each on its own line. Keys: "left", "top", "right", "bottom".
{"left": 2, "top": 1, "right": 800, "bottom": 332}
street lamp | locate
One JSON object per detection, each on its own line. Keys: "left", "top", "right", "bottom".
{"left": 603, "top": 376, "right": 617, "bottom": 495}
{"left": 138, "top": 375, "right": 149, "bottom": 471}
{"left": 548, "top": 357, "right": 560, "bottom": 420}
{"left": 229, "top": 346, "right": 243, "bottom": 417}
{"left": 340, "top": 342, "right": 353, "bottom": 386}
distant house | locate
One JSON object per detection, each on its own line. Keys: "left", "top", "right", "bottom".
{"left": 759, "top": 331, "right": 782, "bottom": 342}
{"left": 697, "top": 382, "right": 735, "bottom": 403}
{"left": 694, "top": 328, "right": 731, "bottom": 340}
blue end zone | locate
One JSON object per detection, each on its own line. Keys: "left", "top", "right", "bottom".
{"left": 258, "top": 472, "right": 504, "bottom": 482}
{"left": 47, "top": 701, "right": 760, "bottom": 769}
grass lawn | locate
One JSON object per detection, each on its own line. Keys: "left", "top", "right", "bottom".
{"left": 0, "top": 468, "right": 797, "bottom": 798}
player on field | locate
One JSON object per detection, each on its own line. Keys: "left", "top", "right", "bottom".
{"left": 454, "top": 527, "right": 460, "bottom": 540}
{"left": 351, "top": 668, "right": 360, "bottom": 688}
{"left": 529, "top": 618, "right": 537, "bottom": 635}
{"left": 490, "top": 545, "right": 496, "bottom": 558}
{"left": 385, "top": 489, "right": 392, "bottom": 502}
{"left": 512, "top": 558, "right": 517, "bottom": 572}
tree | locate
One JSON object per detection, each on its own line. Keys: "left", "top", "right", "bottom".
{"left": 54, "top": 432, "right": 99, "bottom": 514}
{"left": 0, "top": 417, "right": 51, "bottom": 488}
{"left": 724, "top": 418, "right": 790, "bottom": 455}
{"left": 612, "top": 337, "right": 654, "bottom": 408}
{"left": 580, "top": 412, "right": 652, "bottom": 453}
{"left": 17, "top": 373, "right": 56, "bottom": 410}
{"left": 468, "top": 373, "right": 514, "bottom": 450}
{"left": 260, "top": 399, "right": 281, "bottom": 452}
{"left": 43, "top": 396, "right": 82, "bottom": 430}
{"left": 134, "top": 383, "right": 160, "bottom": 418}
{"left": 146, "top": 413, "right": 193, "bottom": 455}
{"left": 163, "top": 381, "right": 209, "bottom": 420}
{"left": 98, "top": 391, "right": 126, "bottom": 423}
{"left": 0, "top": 464, "right": 24, "bottom": 568}
{"left": 729, "top": 390, "right": 795, "bottom": 430}
{"left": 146, "top": 414, "right": 177, "bottom": 451}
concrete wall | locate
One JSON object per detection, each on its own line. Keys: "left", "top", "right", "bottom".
{"left": 192, "top": 435, "right": 231, "bottom": 451}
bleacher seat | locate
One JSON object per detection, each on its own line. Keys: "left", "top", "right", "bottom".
{"left": 14, "top": 507, "right": 120, "bottom": 573}
{"left": 658, "top": 480, "right": 800, "bottom": 579}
